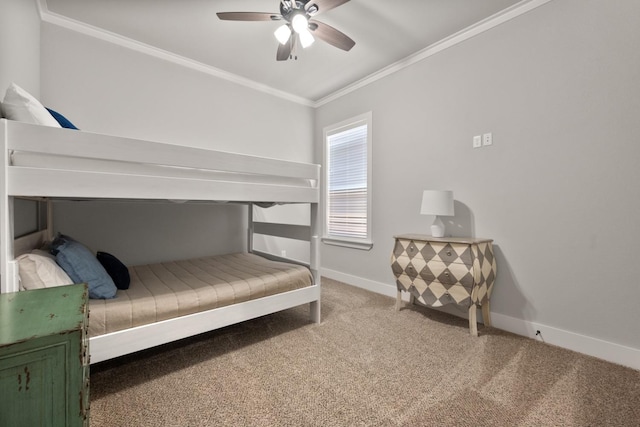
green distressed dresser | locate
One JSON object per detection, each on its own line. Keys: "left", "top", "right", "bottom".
{"left": 0, "top": 284, "right": 90, "bottom": 426}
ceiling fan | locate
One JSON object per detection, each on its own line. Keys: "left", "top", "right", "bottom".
{"left": 217, "top": 0, "right": 355, "bottom": 61}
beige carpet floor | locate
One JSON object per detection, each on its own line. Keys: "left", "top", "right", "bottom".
{"left": 90, "top": 278, "right": 640, "bottom": 426}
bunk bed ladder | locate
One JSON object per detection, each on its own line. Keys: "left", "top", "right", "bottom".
{"left": 247, "top": 202, "right": 321, "bottom": 323}
{"left": 1, "top": 120, "right": 17, "bottom": 293}
{"left": 1, "top": 119, "right": 55, "bottom": 293}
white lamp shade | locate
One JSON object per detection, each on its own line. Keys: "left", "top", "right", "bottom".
{"left": 291, "top": 14, "right": 308, "bottom": 33}
{"left": 298, "top": 29, "right": 315, "bottom": 48}
{"left": 274, "top": 25, "right": 292, "bottom": 45}
{"left": 420, "top": 190, "right": 454, "bottom": 216}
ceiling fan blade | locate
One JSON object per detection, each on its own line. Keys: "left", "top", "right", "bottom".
{"left": 216, "top": 12, "right": 281, "bottom": 21}
{"left": 276, "top": 38, "right": 293, "bottom": 61}
{"left": 309, "top": 19, "right": 355, "bottom": 51}
{"left": 305, "top": 0, "right": 350, "bottom": 15}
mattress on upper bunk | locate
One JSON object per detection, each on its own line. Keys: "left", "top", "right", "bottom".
{"left": 88, "top": 252, "right": 312, "bottom": 338}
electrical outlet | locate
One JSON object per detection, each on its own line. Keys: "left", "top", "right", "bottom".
{"left": 483, "top": 132, "right": 493, "bottom": 146}
{"left": 473, "top": 135, "right": 482, "bottom": 148}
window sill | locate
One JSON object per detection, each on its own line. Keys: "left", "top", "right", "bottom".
{"left": 322, "top": 237, "right": 373, "bottom": 251}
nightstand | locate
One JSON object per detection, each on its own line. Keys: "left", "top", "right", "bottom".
{"left": 390, "top": 234, "right": 497, "bottom": 336}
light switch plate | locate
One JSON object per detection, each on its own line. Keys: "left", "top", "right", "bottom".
{"left": 473, "top": 135, "right": 482, "bottom": 148}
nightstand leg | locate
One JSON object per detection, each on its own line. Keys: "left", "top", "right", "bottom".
{"left": 396, "top": 290, "right": 402, "bottom": 311}
{"left": 468, "top": 305, "right": 478, "bottom": 337}
{"left": 482, "top": 301, "right": 492, "bottom": 327}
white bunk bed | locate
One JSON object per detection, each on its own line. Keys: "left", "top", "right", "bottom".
{"left": 0, "top": 118, "right": 321, "bottom": 363}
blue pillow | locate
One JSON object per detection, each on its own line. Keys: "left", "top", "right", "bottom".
{"left": 46, "top": 107, "right": 79, "bottom": 130}
{"left": 50, "top": 235, "right": 117, "bottom": 299}
{"left": 97, "top": 251, "right": 130, "bottom": 290}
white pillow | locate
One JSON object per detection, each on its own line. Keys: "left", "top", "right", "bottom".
{"left": 2, "top": 83, "right": 61, "bottom": 127}
{"left": 17, "top": 252, "right": 73, "bottom": 290}
{"left": 31, "top": 248, "right": 57, "bottom": 260}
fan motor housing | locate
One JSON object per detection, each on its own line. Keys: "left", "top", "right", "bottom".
{"left": 280, "top": 0, "right": 317, "bottom": 21}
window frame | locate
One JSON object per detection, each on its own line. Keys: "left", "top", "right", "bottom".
{"left": 322, "top": 111, "right": 373, "bottom": 250}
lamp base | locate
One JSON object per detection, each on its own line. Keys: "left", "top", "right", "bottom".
{"left": 430, "top": 216, "right": 445, "bottom": 237}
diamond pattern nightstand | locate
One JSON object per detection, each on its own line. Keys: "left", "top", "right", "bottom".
{"left": 391, "top": 234, "right": 497, "bottom": 336}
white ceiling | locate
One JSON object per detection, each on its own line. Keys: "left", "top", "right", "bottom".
{"left": 44, "top": 0, "right": 524, "bottom": 103}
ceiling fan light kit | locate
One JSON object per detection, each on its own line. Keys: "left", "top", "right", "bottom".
{"left": 274, "top": 24, "right": 292, "bottom": 44}
{"left": 291, "top": 14, "right": 309, "bottom": 33}
{"left": 217, "top": 0, "right": 355, "bottom": 61}
{"left": 298, "top": 28, "right": 315, "bottom": 48}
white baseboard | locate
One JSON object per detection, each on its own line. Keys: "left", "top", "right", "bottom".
{"left": 322, "top": 268, "right": 401, "bottom": 299}
{"left": 321, "top": 268, "right": 640, "bottom": 371}
{"left": 491, "top": 312, "right": 640, "bottom": 371}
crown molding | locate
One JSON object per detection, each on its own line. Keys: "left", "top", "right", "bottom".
{"left": 37, "top": 0, "right": 552, "bottom": 109}
{"left": 36, "top": 0, "right": 315, "bottom": 107}
{"left": 314, "top": 0, "right": 553, "bottom": 107}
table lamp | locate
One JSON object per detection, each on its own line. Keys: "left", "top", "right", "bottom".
{"left": 420, "top": 190, "right": 454, "bottom": 237}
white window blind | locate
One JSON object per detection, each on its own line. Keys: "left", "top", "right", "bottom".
{"left": 327, "top": 123, "right": 368, "bottom": 239}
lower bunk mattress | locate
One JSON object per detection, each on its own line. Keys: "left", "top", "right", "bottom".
{"left": 88, "top": 252, "right": 313, "bottom": 338}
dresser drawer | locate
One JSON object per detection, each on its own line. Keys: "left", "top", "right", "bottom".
{"left": 427, "top": 283, "right": 473, "bottom": 307}
{"left": 422, "top": 241, "right": 473, "bottom": 265}
{"left": 394, "top": 239, "right": 473, "bottom": 266}
{"left": 393, "top": 239, "right": 421, "bottom": 259}
{"left": 424, "top": 261, "right": 474, "bottom": 288}
{"left": 391, "top": 254, "right": 426, "bottom": 278}
{"left": 395, "top": 275, "right": 473, "bottom": 307}
{"left": 392, "top": 256, "right": 473, "bottom": 288}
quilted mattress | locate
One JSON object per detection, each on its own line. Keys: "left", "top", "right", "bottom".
{"left": 88, "top": 252, "right": 313, "bottom": 337}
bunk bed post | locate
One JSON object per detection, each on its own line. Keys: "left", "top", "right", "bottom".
{"left": 1, "top": 120, "right": 19, "bottom": 293}
{"left": 46, "top": 199, "right": 54, "bottom": 242}
{"left": 247, "top": 202, "right": 254, "bottom": 253}
{"left": 0, "top": 119, "right": 6, "bottom": 292}
{"left": 0, "top": 197, "right": 16, "bottom": 294}
{"left": 310, "top": 202, "right": 321, "bottom": 324}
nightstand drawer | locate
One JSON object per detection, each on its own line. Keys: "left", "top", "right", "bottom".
{"left": 394, "top": 239, "right": 473, "bottom": 266}
{"left": 392, "top": 256, "right": 473, "bottom": 288}
{"left": 430, "top": 283, "right": 473, "bottom": 307}
{"left": 395, "top": 275, "right": 473, "bottom": 307}
{"left": 391, "top": 255, "right": 427, "bottom": 277}
{"left": 421, "top": 241, "right": 473, "bottom": 265}
{"left": 426, "top": 261, "right": 474, "bottom": 287}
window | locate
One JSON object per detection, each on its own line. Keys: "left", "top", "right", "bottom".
{"left": 323, "top": 112, "right": 372, "bottom": 250}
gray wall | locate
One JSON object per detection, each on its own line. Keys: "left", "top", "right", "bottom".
{"left": 0, "top": 0, "right": 40, "bottom": 98}
{"left": 51, "top": 201, "right": 244, "bottom": 266}
{"left": 39, "top": 23, "right": 314, "bottom": 162}
{"left": 315, "top": 0, "right": 640, "bottom": 351}
{"left": 0, "top": 0, "right": 42, "bottom": 239}
{"left": 37, "top": 22, "right": 314, "bottom": 264}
